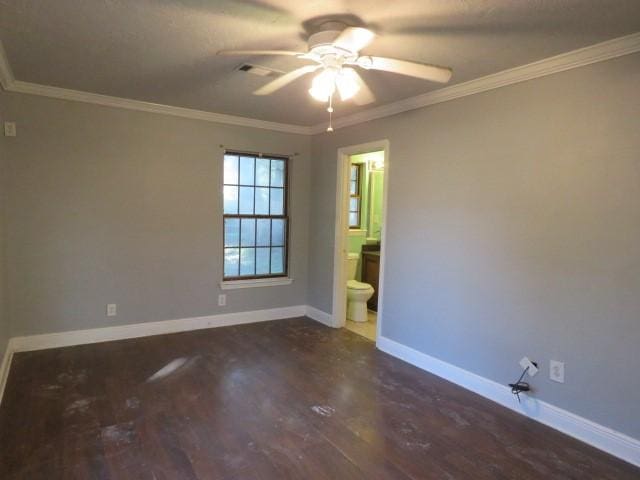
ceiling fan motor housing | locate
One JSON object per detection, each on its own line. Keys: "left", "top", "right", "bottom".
{"left": 308, "top": 30, "right": 355, "bottom": 58}
{"left": 308, "top": 30, "right": 341, "bottom": 48}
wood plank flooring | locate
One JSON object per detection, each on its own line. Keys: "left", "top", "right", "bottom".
{"left": 0, "top": 317, "right": 638, "bottom": 479}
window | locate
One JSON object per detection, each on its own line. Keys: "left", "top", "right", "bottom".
{"left": 349, "top": 164, "right": 362, "bottom": 228}
{"left": 223, "top": 152, "right": 288, "bottom": 280}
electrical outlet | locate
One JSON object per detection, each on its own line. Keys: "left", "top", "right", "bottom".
{"left": 106, "top": 303, "right": 117, "bottom": 317}
{"left": 218, "top": 294, "right": 226, "bottom": 306}
{"left": 4, "top": 122, "right": 16, "bottom": 137}
{"left": 550, "top": 360, "right": 565, "bottom": 383}
{"left": 519, "top": 356, "right": 539, "bottom": 376}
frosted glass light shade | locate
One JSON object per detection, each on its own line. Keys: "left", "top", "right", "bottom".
{"left": 309, "top": 69, "right": 337, "bottom": 102}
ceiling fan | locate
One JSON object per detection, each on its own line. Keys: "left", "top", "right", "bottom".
{"left": 218, "top": 22, "right": 453, "bottom": 131}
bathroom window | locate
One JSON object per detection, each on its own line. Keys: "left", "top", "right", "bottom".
{"left": 223, "top": 152, "right": 288, "bottom": 280}
{"left": 349, "top": 164, "right": 362, "bottom": 228}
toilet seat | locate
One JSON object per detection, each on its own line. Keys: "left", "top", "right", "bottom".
{"left": 347, "top": 279, "right": 371, "bottom": 290}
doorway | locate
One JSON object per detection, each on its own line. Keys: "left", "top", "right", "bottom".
{"left": 332, "top": 140, "right": 389, "bottom": 343}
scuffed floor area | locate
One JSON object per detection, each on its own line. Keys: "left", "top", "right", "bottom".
{"left": 1, "top": 317, "right": 638, "bottom": 479}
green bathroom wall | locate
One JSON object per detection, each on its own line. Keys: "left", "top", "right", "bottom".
{"left": 369, "top": 169, "right": 384, "bottom": 241}
{"left": 348, "top": 151, "right": 384, "bottom": 259}
{"left": 348, "top": 231, "right": 367, "bottom": 254}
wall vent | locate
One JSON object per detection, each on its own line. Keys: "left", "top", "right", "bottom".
{"left": 236, "top": 64, "right": 282, "bottom": 78}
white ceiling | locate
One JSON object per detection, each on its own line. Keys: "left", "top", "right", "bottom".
{"left": 1, "top": 1, "right": 639, "bottom": 126}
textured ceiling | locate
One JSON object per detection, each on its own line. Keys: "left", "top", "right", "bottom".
{"left": 1, "top": 1, "right": 639, "bottom": 126}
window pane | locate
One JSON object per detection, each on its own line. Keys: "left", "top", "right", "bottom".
{"left": 256, "top": 219, "right": 271, "bottom": 246}
{"left": 240, "top": 248, "right": 255, "bottom": 275}
{"left": 223, "top": 154, "right": 288, "bottom": 280}
{"left": 349, "top": 212, "right": 359, "bottom": 226}
{"left": 271, "top": 219, "right": 284, "bottom": 246}
{"left": 352, "top": 180, "right": 357, "bottom": 195}
{"left": 255, "top": 187, "right": 269, "bottom": 215}
{"left": 239, "top": 186, "right": 254, "bottom": 214}
{"left": 350, "top": 197, "right": 359, "bottom": 211}
{"left": 240, "top": 156, "right": 255, "bottom": 185}
{"left": 270, "top": 159, "right": 285, "bottom": 187}
{"left": 223, "top": 186, "right": 238, "bottom": 214}
{"left": 270, "top": 188, "right": 284, "bottom": 215}
{"left": 256, "top": 248, "right": 270, "bottom": 275}
{"left": 241, "top": 218, "right": 255, "bottom": 247}
{"left": 256, "top": 158, "right": 270, "bottom": 186}
{"left": 351, "top": 166, "right": 358, "bottom": 181}
{"left": 271, "top": 247, "right": 284, "bottom": 274}
{"left": 224, "top": 218, "right": 240, "bottom": 247}
{"left": 224, "top": 248, "right": 239, "bottom": 277}
{"left": 224, "top": 155, "right": 239, "bottom": 185}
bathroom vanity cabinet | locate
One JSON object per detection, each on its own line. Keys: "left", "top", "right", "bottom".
{"left": 361, "top": 251, "right": 380, "bottom": 311}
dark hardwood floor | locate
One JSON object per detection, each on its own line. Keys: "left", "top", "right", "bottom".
{"left": 0, "top": 317, "right": 638, "bottom": 479}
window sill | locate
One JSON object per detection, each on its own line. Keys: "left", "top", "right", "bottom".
{"left": 349, "top": 229, "right": 367, "bottom": 236}
{"left": 220, "top": 277, "right": 293, "bottom": 290}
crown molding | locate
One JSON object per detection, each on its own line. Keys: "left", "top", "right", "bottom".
{"left": 5, "top": 81, "right": 313, "bottom": 134}
{"left": 0, "top": 40, "right": 311, "bottom": 135}
{"left": 2, "top": 33, "right": 639, "bottom": 136}
{"left": 310, "top": 31, "right": 640, "bottom": 134}
{"left": 0, "top": 39, "right": 15, "bottom": 90}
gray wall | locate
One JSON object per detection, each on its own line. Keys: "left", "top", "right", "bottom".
{"left": 309, "top": 53, "right": 640, "bottom": 439}
{"left": 0, "top": 91, "right": 310, "bottom": 336}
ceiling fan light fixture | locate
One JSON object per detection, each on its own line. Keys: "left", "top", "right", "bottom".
{"left": 336, "top": 68, "right": 360, "bottom": 101}
{"left": 309, "top": 68, "right": 337, "bottom": 102}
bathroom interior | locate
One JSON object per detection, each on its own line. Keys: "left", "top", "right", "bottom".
{"left": 344, "top": 150, "right": 385, "bottom": 341}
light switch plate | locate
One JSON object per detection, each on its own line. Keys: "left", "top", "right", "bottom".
{"left": 106, "top": 304, "right": 117, "bottom": 317}
{"left": 4, "top": 122, "right": 16, "bottom": 137}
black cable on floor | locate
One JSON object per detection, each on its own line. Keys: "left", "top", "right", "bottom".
{"left": 509, "top": 366, "right": 532, "bottom": 403}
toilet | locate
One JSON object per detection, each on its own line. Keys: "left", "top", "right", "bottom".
{"left": 346, "top": 253, "right": 375, "bottom": 323}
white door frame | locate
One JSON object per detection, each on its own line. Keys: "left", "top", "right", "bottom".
{"left": 332, "top": 139, "right": 390, "bottom": 343}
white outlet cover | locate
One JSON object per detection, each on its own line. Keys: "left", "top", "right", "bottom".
{"left": 218, "top": 294, "right": 226, "bottom": 306}
{"left": 519, "top": 356, "right": 539, "bottom": 376}
{"left": 106, "top": 304, "right": 117, "bottom": 316}
{"left": 550, "top": 360, "right": 565, "bottom": 383}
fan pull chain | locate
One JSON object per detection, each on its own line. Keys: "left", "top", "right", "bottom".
{"left": 326, "top": 94, "right": 334, "bottom": 133}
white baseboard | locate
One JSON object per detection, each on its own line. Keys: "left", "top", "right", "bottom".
{"left": 305, "top": 306, "right": 335, "bottom": 328}
{"left": 0, "top": 344, "right": 13, "bottom": 408}
{"left": 8, "top": 305, "right": 307, "bottom": 353}
{"left": 376, "top": 335, "right": 640, "bottom": 468}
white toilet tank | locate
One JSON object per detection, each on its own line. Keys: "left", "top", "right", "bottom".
{"left": 346, "top": 253, "right": 359, "bottom": 280}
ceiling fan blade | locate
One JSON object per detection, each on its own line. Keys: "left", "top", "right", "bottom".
{"left": 253, "top": 65, "right": 320, "bottom": 96}
{"left": 357, "top": 56, "right": 452, "bottom": 83}
{"left": 217, "top": 50, "right": 304, "bottom": 57}
{"left": 333, "top": 27, "right": 375, "bottom": 53}
{"left": 347, "top": 69, "right": 375, "bottom": 106}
